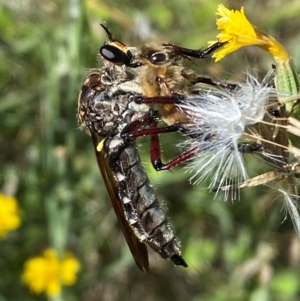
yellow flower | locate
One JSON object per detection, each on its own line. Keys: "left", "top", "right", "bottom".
{"left": 210, "top": 4, "right": 290, "bottom": 62}
{"left": 22, "top": 249, "right": 80, "bottom": 296}
{"left": 0, "top": 193, "right": 21, "bottom": 238}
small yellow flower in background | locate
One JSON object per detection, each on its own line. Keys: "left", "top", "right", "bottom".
{"left": 22, "top": 248, "right": 80, "bottom": 296}
{"left": 60, "top": 252, "right": 81, "bottom": 285}
{"left": 0, "top": 193, "right": 21, "bottom": 238}
{"left": 210, "top": 4, "right": 290, "bottom": 63}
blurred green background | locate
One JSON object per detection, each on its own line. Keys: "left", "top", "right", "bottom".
{"left": 1, "top": 0, "right": 300, "bottom": 300}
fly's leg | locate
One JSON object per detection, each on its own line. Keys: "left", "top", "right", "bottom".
{"left": 124, "top": 95, "right": 265, "bottom": 170}
{"left": 235, "top": 142, "right": 263, "bottom": 153}
{"left": 194, "top": 76, "right": 239, "bottom": 91}
{"left": 163, "top": 40, "right": 227, "bottom": 59}
{"left": 121, "top": 111, "right": 197, "bottom": 170}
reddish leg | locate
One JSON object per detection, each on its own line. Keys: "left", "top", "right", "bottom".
{"left": 148, "top": 120, "right": 200, "bottom": 171}
{"left": 151, "top": 141, "right": 200, "bottom": 171}
{"left": 121, "top": 111, "right": 199, "bottom": 171}
{"left": 121, "top": 111, "right": 186, "bottom": 140}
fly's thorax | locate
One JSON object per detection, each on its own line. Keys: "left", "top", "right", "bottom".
{"left": 78, "top": 63, "right": 148, "bottom": 137}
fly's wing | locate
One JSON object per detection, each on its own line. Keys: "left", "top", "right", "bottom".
{"left": 91, "top": 132, "right": 149, "bottom": 273}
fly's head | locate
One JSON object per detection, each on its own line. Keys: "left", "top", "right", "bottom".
{"left": 98, "top": 24, "right": 197, "bottom": 98}
{"left": 99, "top": 23, "right": 142, "bottom": 68}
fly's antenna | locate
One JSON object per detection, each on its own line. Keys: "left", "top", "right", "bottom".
{"left": 100, "top": 23, "right": 113, "bottom": 41}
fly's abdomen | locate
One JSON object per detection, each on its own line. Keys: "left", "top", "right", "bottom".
{"left": 112, "top": 142, "right": 187, "bottom": 267}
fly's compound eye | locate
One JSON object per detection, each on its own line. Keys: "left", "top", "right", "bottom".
{"left": 149, "top": 52, "right": 168, "bottom": 65}
{"left": 100, "top": 44, "right": 131, "bottom": 66}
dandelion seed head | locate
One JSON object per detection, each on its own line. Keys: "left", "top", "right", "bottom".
{"left": 177, "top": 72, "right": 277, "bottom": 198}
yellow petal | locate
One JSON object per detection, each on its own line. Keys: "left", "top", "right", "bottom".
{"left": 61, "top": 254, "right": 81, "bottom": 285}
{"left": 0, "top": 193, "right": 21, "bottom": 238}
{"left": 210, "top": 4, "right": 290, "bottom": 63}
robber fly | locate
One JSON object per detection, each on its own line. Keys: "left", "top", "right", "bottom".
{"left": 98, "top": 24, "right": 300, "bottom": 237}
{"left": 78, "top": 61, "right": 188, "bottom": 272}
{"left": 99, "top": 24, "right": 263, "bottom": 176}
{"left": 100, "top": 25, "right": 295, "bottom": 200}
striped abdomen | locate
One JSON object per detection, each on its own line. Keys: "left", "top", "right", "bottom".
{"left": 107, "top": 138, "right": 187, "bottom": 267}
